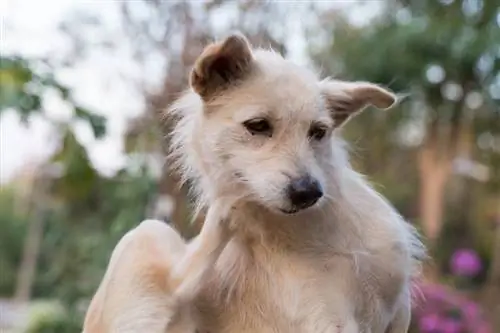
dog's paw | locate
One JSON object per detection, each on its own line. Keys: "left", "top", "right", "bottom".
{"left": 201, "top": 197, "right": 240, "bottom": 243}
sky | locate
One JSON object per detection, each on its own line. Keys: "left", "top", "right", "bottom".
{"left": 0, "top": 0, "right": 381, "bottom": 184}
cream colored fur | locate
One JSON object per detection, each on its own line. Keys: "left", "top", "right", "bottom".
{"left": 83, "top": 33, "right": 425, "bottom": 333}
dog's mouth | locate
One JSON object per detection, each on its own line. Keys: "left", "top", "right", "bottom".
{"left": 279, "top": 197, "right": 321, "bottom": 215}
{"left": 279, "top": 207, "right": 300, "bottom": 215}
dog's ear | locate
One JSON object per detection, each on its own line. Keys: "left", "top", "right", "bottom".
{"left": 190, "top": 33, "right": 253, "bottom": 100}
{"left": 320, "top": 79, "right": 397, "bottom": 127}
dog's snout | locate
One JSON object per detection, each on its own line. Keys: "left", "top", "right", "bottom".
{"left": 287, "top": 176, "right": 323, "bottom": 210}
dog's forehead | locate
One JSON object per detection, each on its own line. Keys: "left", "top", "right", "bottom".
{"left": 246, "top": 50, "right": 327, "bottom": 119}
{"left": 254, "top": 51, "right": 318, "bottom": 92}
{"left": 210, "top": 50, "right": 330, "bottom": 123}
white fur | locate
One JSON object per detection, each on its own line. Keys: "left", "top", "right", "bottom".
{"left": 83, "top": 35, "right": 425, "bottom": 333}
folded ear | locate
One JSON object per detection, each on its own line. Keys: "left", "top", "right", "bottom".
{"left": 320, "top": 79, "right": 397, "bottom": 127}
{"left": 190, "top": 33, "right": 254, "bottom": 100}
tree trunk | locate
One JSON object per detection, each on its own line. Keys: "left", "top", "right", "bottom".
{"left": 14, "top": 178, "right": 48, "bottom": 303}
{"left": 417, "top": 102, "right": 469, "bottom": 244}
{"left": 419, "top": 169, "right": 448, "bottom": 241}
{"left": 417, "top": 143, "right": 451, "bottom": 243}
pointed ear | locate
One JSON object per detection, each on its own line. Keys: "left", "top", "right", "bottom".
{"left": 190, "top": 33, "right": 254, "bottom": 100}
{"left": 320, "top": 79, "right": 397, "bottom": 127}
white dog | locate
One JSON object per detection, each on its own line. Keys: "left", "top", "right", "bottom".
{"left": 83, "top": 33, "right": 425, "bottom": 333}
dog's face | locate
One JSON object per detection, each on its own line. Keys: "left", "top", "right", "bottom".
{"left": 186, "top": 34, "right": 396, "bottom": 214}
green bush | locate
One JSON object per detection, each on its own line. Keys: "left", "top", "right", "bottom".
{"left": 25, "top": 301, "right": 80, "bottom": 333}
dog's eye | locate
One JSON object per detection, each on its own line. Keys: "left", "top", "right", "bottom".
{"left": 308, "top": 125, "right": 327, "bottom": 141}
{"left": 243, "top": 118, "right": 272, "bottom": 136}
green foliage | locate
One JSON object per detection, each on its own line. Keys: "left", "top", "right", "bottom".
{"left": 0, "top": 54, "right": 157, "bottom": 331}
{"left": 0, "top": 55, "right": 107, "bottom": 138}
{"left": 0, "top": 56, "right": 40, "bottom": 121}
{"left": 0, "top": 168, "right": 156, "bottom": 332}
{"left": 312, "top": 0, "right": 499, "bottom": 151}
{"left": 51, "top": 130, "right": 99, "bottom": 202}
{"left": 315, "top": 0, "right": 499, "bottom": 93}
{"left": 74, "top": 107, "right": 106, "bottom": 139}
{"left": 30, "top": 169, "right": 156, "bottom": 304}
{"left": 25, "top": 301, "right": 80, "bottom": 333}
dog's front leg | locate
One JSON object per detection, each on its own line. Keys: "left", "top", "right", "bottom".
{"left": 169, "top": 198, "right": 235, "bottom": 302}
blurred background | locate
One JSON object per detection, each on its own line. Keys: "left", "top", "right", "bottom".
{"left": 1, "top": 0, "right": 499, "bottom": 332}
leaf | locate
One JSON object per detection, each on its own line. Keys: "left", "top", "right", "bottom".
{"left": 1, "top": 55, "right": 107, "bottom": 137}
{"left": 74, "top": 107, "right": 107, "bottom": 139}
{"left": 51, "top": 129, "right": 99, "bottom": 201}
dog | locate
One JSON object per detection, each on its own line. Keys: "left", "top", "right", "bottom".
{"left": 83, "top": 33, "right": 425, "bottom": 333}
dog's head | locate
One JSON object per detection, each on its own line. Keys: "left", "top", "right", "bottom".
{"left": 171, "top": 33, "right": 396, "bottom": 215}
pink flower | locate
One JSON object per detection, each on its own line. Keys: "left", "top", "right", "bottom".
{"left": 412, "top": 282, "right": 493, "bottom": 333}
{"left": 450, "top": 248, "right": 482, "bottom": 277}
{"left": 439, "top": 318, "right": 462, "bottom": 333}
{"left": 462, "top": 301, "right": 479, "bottom": 322}
{"left": 419, "top": 313, "right": 440, "bottom": 332}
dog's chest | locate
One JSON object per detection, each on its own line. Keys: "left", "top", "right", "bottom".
{"left": 194, "top": 242, "right": 401, "bottom": 333}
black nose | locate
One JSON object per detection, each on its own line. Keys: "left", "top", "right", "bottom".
{"left": 287, "top": 176, "right": 323, "bottom": 210}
